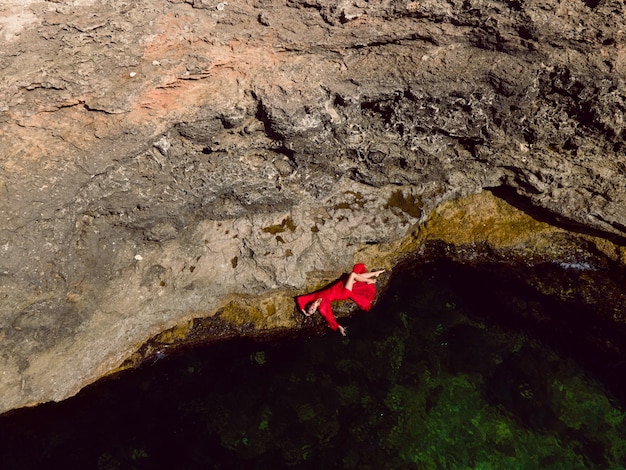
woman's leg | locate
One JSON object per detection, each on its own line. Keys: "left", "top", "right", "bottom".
{"left": 344, "top": 270, "right": 385, "bottom": 291}
{"left": 344, "top": 272, "right": 359, "bottom": 291}
{"left": 360, "top": 270, "right": 385, "bottom": 279}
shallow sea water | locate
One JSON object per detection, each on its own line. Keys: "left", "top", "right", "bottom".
{"left": 1, "top": 260, "right": 625, "bottom": 469}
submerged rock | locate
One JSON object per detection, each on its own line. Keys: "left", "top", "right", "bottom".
{"left": 1, "top": 0, "right": 626, "bottom": 412}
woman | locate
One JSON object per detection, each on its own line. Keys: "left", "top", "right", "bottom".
{"left": 295, "top": 264, "right": 385, "bottom": 336}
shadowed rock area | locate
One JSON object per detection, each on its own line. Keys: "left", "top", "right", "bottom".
{"left": 1, "top": 0, "right": 625, "bottom": 413}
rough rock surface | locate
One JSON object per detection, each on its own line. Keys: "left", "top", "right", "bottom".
{"left": 1, "top": 0, "right": 625, "bottom": 413}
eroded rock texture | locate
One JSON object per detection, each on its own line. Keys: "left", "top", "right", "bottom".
{"left": 1, "top": 0, "right": 625, "bottom": 412}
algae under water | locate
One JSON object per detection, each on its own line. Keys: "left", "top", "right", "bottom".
{"left": 1, "top": 260, "right": 625, "bottom": 469}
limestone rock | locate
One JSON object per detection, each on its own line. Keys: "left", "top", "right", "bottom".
{"left": 1, "top": 0, "right": 626, "bottom": 413}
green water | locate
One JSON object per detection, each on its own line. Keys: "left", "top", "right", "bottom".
{"left": 0, "top": 260, "right": 625, "bottom": 469}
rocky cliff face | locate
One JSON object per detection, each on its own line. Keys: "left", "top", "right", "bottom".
{"left": 1, "top": 0, "right": 625, "bottom": 413}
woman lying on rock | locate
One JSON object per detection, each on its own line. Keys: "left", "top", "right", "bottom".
{"left": 296, "top": 264, "right": 385, "bottom": 336}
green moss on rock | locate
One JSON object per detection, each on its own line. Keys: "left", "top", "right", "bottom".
{"left": 262, "top": 216, "right": 297, "bottom": 235}
{"left": 385, "top": 190, "right": 423, "bottom": 219}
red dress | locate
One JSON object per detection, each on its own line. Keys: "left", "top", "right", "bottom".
{"left": 295, "top": 264, "right": 377, "bottom": 331}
